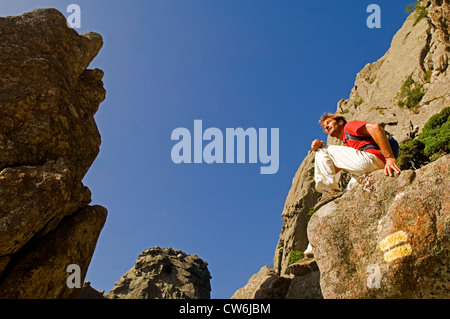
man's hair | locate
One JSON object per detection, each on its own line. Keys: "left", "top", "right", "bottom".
{"left": 318, "top": 113, "right": 347, "bottom": 128}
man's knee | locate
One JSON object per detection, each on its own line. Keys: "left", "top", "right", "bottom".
{"left": 314, "top": 146, "right": 330, "bottom": 159}
{"left": 315, "top": 147, "right": 340, "bottom": 169}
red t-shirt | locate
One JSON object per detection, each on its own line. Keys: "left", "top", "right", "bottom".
{"left": 342, "top": 121, "right": 386, "bottom": 164}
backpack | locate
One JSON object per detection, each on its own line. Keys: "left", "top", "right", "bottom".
{"left": 344, "top": 130, "right": 399, "bottom": 159}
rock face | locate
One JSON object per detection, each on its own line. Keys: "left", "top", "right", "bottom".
{"left": 231, "top": 266, "right": 291, "bottom": 299}
{"left": 275, "top": 0, "right": 449, "bottom": 279}
{"left": 335, "top": 0, "right": 450, "bottom": 144}
{"left": 0, "top": 9, "right": 107, "bottom": 298}
{"left": 105, "top": 247, "right": 212, "bottom": 299}
{"left": 231, "top": 151, "right": 323, "bottom": 299}
{"left": 78, "top": 282, "right": 106, "bottom": 299}
{"left": 273, "top": 152, "right": 320, "bottom": 277}
{"left": 231, "top": 266, "right": 321, "bottom": 299}
{"left": 233, "top": 0, "right": 449, "bottom": 299}
{"left": 308, "top": 155, "right": 450, "bottom": 298}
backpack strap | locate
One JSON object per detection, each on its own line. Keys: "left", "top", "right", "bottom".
{"left": 344, "top": 131, "right": 399, "bottom": 159}
{"left": 344, "top": 132, "right": 374, "bottom": 143}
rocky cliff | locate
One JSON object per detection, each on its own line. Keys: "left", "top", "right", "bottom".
{"left": 233, "top": 0, "right": 449, "bottom": 299}
{"left": 308, "top": 154, "right": 449, "bottom": 298}
{"left": 0, "top": 9, "right": 107, "bottom": 298}
{"left": 336, "top": 0, "right": 449, "bottom": 144}
{"left": 105, "top": 247, "right": 211, "bottom": 299}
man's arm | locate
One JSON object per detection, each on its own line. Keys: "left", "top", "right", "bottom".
{"left": 361, "top": 123, "right": 401, "bottom": 176}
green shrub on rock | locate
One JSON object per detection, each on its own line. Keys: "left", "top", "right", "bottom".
{"left": 397, "top": 75, "right": 425, "bottom": 111}
{"left": 397, "top": 107, "right": 450, "bottom": 170}
{"left": 288, "top": 251, "right": 304, "bottom": 265}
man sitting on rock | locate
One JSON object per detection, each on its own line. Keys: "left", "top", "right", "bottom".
{"left": 311, "top": 113, "right": 402, "bottom": 210}
{"left": 294, "top": 113, "right": 402, "bottom": 267}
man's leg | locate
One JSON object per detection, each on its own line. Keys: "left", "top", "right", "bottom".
{"left": 314, "top": 146, "right": 341, "bottom": 193}
{"left": 314, "top": 145, "right": 384, "bottom": 193}
{"left": 305, "top": 145, "right": 384, "bottom": 261}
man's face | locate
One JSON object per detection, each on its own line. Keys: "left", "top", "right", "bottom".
{"left": 322, "top": 118, "right": 344, "bottom": 138}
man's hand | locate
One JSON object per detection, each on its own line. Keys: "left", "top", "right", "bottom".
{"left": 311, "top": 139, "right": 324, "bottom": 151}
{"left": 384, "top": 157, "right": 401, "bottom": 177}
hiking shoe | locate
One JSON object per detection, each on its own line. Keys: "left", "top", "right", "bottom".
{"left": 288, "top": 257, "right": 319, "bottom": 277}
{"left": 304, "top": 243, "right": 314, "bottom": 258}
{"left": 304, "top": 250, "right": 314, "bottom": 259}
{"left": 313, "top": 189, "right": 344, "bottom": 211}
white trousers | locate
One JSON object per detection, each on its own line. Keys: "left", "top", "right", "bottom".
{"left": 314, "top": 145, "right": 384, "bottom": 193}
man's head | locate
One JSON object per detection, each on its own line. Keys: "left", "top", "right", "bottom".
{"left": 319, "top": 113, "right": 347, "bottom": 139}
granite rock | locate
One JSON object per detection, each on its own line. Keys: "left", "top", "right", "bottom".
{"left": 106, "top": 247, "right": 211, "bottom": 299}
{"left": 0, "top": 9, "right": 107, "bottom": 298}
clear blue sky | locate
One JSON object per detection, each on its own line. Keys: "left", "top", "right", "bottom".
{"left": 3, "top": 0, "right": 413, "bottom": 298}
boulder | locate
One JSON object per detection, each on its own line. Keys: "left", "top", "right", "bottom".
{"left": 0, "top": 9, "right": 107, "bottom": 298}
{"left": 308, "top": 155, "right": 450, "bottom": 298}
{"left": 0, "top": 206, "right": 107, "bottom": 299}
{"left": 231, "top": 265, "right": 322, "bottom": 299}
{"left": 0, "top": 9, "right": 105, "bottom": 177}
{"left": 78, "top": 282, "right": 107, "bottom": 299}
{"left": 231, "top": 266, "right": 291, "bottom": 299}
{"left": 284, "top": 271, "right": 322, "bottom": 299}
{"left": 106, "top": 247, "right": 211, "bottom": 299}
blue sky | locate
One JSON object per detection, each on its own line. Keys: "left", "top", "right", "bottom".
{"left": 2, "top": 0, "right": 413, "bottom": 298}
